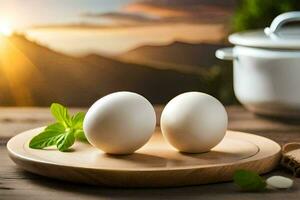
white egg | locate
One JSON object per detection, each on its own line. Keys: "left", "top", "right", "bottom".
{"left": 266, "top": 176, "right": 293, "bottom": 189}
{"left": 161, "top": 92, "right": 228, "bottom": 153}
{"left": 83, "top": 92, "right": 156, "bottom": 155}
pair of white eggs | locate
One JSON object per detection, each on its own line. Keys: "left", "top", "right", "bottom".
{"left": 83, "top": 91, "right": 228, "bottom": 154}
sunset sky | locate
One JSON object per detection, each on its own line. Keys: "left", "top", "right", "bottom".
{"left": 0, "top": 0, "right": 235, "bottom": 55}
{"left": 0, "top": 0, "right": 131, "bottom": 29}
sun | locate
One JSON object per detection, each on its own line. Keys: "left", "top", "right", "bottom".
{"left": 0, "top": 20, "right": 13, "bottom": 36}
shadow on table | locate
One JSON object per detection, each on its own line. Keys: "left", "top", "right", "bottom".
{"left": 255, "top": 113, "right": 300, "bottom": 125}
{"left": 22, "top": 171, "right": 230, "bottom": 198}
{"left": 21, "top": 170, "right": 298, "bottom": 200}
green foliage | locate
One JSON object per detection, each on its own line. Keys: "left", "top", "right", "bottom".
{"left": 29, "top": 103, "right": 88, "bottom": 152}
{"left": 211, "top": 62, "right": 237, "bottom": 105}
{"left": 50, "top": 103, "right": 72, "bottom": 127}
{"left": 233, "top": 169, "right": 266, "bottom": 191}
{"left": 232, "top": 0, "right": 300, "bottom": 32}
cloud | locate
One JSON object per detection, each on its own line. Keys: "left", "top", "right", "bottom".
{"left": 82, "top": 12, "right": 159, "bottom": 25}
{"left": 124, "top": 0, "right": 236, "bottom": 23}
{"left": 125, "top": 4, "right": 189, "bottom": 18}
{"left": 125, "top": 0, "right": 236, "bottom": 10}
{"left": 81, "top": 0, "right": 236, "bottom": 26}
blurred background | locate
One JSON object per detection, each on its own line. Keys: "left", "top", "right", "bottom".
{"left": 0, "top": 0, "right": 299, "bottom": 107}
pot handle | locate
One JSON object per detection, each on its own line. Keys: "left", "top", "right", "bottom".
{"left": 215, "top": 47, "right": 234, "bottom": 61}
{"left": 264, "top": 11, "right": 300, "bottom": 36}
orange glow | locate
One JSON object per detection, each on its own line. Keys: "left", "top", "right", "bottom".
{"left": 0, "top": 36, "right": 41, "bottom": 105}
{"left": 125, "top": 4, "right": 189, "bottom": 18}
{"left": 25, "top": 23, "right": 225, "bottom": 55}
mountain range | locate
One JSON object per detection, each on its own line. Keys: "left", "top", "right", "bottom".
{"left": 0, "top": 34, "right": 223, "bottom": 106}
{"left": 118, "top": 41, "right": 226, "bottom": 74}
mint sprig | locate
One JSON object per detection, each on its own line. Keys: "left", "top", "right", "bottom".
{"left": 233, "top": 169, "right": 267, "bottom": 191}
{"left": 29, "top": 103, "right": 88, "bottom": 152}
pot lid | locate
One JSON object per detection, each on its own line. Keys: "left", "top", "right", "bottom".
{"left": 229, "top": 12, "right": 300, "bottom": 49}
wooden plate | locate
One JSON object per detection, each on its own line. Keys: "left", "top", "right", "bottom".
{"left": 7, "top": 128, "right": 281, "bottom": 187}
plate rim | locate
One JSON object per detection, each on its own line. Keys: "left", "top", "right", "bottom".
{"left": 7, "top": 127, "right": 281, "bottom": 172}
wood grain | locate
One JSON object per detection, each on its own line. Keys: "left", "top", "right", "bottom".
{"left": 7, "top": 127, "right": 280, "bottom": 187}
{"left": 1, "top": 106, "right": 300, "bottom": 199}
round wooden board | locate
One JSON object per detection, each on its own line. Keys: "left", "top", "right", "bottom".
{"left": 7, "top": 127, "right": 281, "bottom": 187}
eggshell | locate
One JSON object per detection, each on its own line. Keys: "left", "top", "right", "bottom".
{"left": 160, "top": 92, "right": 228, "bottom": 153}
{"left": 266, "top": 176, "right": 293, "bottom": 189}
{"left": 83, "top": 92, "right": 156, "bottom": 154}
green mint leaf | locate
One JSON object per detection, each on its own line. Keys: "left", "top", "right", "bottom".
{"left": 45, "top": 122, "right": 65, "bottom": 132}
{"left": 56, "top": 130, "right": 75, "bottom": 152}
{"left": 50, "top": 103, "right": 71, "bottom": 127}
{"left": 75, "top": 129, "right": 88, "bottom": 142}
{"left": 29, "top": 103, "right": 89, "bottom": 152}
{"left": 71, "top": 112, "right": 85, "bottom": 129}
{"left": 233, "top": 169, "right": 266, "bottom": 191}
{"left": 29, "top": 129, "right": 64, "bottom": 149}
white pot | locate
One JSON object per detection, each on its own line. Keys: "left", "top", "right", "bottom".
{"left": 216, "top": 12, "right": 300, "bottom": 118}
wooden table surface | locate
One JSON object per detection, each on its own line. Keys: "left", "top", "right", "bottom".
{"left": 1, "top": 106, "right": 300, "bottom": 200}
